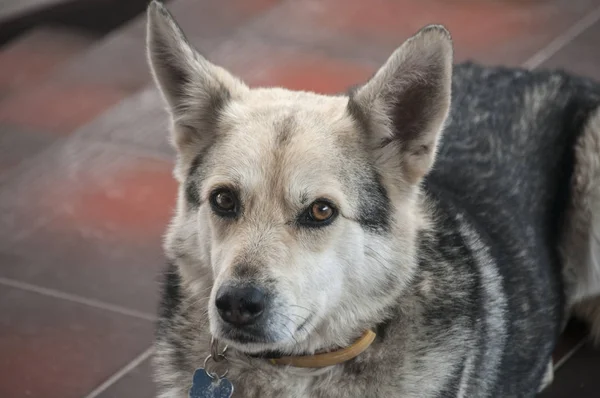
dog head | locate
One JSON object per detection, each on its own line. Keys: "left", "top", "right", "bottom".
{"left": 147, "top": 1, "right": 452, "bottom": 355}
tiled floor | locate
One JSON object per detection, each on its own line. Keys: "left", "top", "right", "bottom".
{"left": 1, "top": 0, "right": 600, "bottom": 397}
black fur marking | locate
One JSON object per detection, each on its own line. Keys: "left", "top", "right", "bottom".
{"left": 374, "top": 316, "right": 393, "bottom": 342}
{"left": 357, "top": 170, "right": 391, "bottom": 233}
{"left": 197, "top": 83, "right": 231, "bottom": 132}
{"left": 275, "top": 115, "right": 296, "bottom": 147}
{"left": 299, "top": 190, "right": 309, "bottom": 206}
{"left": 185, "top": 180, "right": 200, "bottom": 209}
{"left": 184, "top": 153, "right": 205, "bottom": 209}
{"left": 347, "top": 93, "right": 397, "bottom": 234}
{"left": 157, "top": 261, "right": 182, "bottom": 333}
{"left": 346, "top": 93, "right": 370, "bottom": 135}
{"left": 183, "top": 133, "right": 227, "bottom": 210}
{"left": 156, "top": 261, "right": 196, "bottom": 372}
{"left": 436, "top": 355, "right": 467, "bottom": 397}
{"left": 231, "top": 263, "right": 261, "bottom": 279}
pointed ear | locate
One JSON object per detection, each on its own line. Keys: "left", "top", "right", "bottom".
{"left": 146, "top": 1, "right": 248, "bottom": 158}
{"left": 348, "top": 25, "right": 453, "bottom": 184}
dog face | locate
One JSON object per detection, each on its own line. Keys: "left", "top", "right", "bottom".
{"left": 147, "top": 1, "right": 452, "bottom": 354}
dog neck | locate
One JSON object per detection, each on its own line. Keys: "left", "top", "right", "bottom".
{"left": 244, "top": 329, "right": 377, "bottom": 368}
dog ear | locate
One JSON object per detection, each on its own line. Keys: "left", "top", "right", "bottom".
{"left": 348, "top": 25, "right": 453, "bottom": 184}
{"left": 146, "top": 1, "right": 248, "bottom": 157}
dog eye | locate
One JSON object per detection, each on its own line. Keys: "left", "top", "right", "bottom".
{"left": 298, "top": 200, "right": 337, "bottom": 227}
{"left": 210, "top": 188, "right": 238, "bottom": 217}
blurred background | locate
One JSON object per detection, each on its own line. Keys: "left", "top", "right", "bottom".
{"left": 0, "top": 0, "right": 599, "bottom": 397}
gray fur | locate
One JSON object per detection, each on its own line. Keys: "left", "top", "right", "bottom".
{"left": 146, "top": 1, "right": 600, "bottom": 397}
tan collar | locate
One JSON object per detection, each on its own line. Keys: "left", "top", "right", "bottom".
{"left": 267, "top": 330, "right": 377, "bottom": 368}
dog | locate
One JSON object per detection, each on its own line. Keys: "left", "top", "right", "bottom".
{"left": 146, "top": 1, "right": 600, "bottom": 397}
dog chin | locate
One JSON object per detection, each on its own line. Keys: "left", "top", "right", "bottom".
{"left": 213, "top": 326, "right": 299, "bottom": 354}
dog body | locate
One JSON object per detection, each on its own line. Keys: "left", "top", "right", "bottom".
{"left": 146, "top": 2, "right": 600, "bottom": 397}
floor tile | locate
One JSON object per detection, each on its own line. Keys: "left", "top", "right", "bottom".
{"left": 57, "top": 33, "right": 152, "bottom": 92}
{"left": 211, "top": 38, "right": 377, "bottom": 93}
{"left": 0, "top": 81, "right": 128, "bottom": 135}
{"left": 0, "top": 0, "right": 72, "bottom": 22}
{"left": 0, "top": 123, "right": 57, "bottom": 176}
{"left": 73, "top": 86, "right": 174, "bottom": 157}
{"left": 127, "top": 0, "right": 282, "bottom": 40}
{"left": 540, "top": 19, "right": 600, "bottom": 81}
{"left": 95, "top": 357, "right": 156, "bottom": 398}
{"left": 0, "top": 141, "right": 177, "bottom": 313}
{"left": 0, "top": 219, "right": 166, "bottom": 315}
{"left": 244, "top": 0, "right": 600, "bottom": 66}
{"left": 539, "top": 342, "right": 600, "bottom": 397}
{"left": 552, "top": 318, "right": 589, "bottom": 366}
{"left": 61, "top": 0, "right": 282, "bottom": 92}
{"left": 0, "top": 285, "right": 154, "bottom": 398}
{"left": 0, "top": 26, "right": 95, "bottom": 92}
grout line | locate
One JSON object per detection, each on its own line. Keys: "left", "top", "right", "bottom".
{"left": 0, "top": 277, "right": 157, "bottom": 322}
{"left": 553, "top": 338, "right": 587, "bottom": 371}
{"left": 82, "top": 346, "right": 155, "bottom": 398}
{"left": 522, "top": 4, "right": 600, "bottom": 70}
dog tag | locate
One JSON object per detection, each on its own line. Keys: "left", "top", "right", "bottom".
{"left": 189, "top": 368, "right": 234, "bottom": 398}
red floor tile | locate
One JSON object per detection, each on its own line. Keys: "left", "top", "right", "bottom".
{"left": 245, "top": 0, "right": 600, "bottom": 66}
{"left": 211, "top": 39, "right": 377, "bottom": 93}
{"left": 0, "top": 285, "right": 153, "bottom": 398}
{"left": 0, "top": 27, "right": 95, "bottom": 92}
{"left": 95, "top": 358, "right": 156, "bottom": 398}
{"left": 0, "top": 81, "right": 128, "bottom": 135}
{"left": 0, "top": 142, "right": 176, "bottom": 313}
{"left": 243, "top": 53, "right": 376, "bottom": 93}
{"left": 47, "top": 159, "right": 176, "bottom": 238}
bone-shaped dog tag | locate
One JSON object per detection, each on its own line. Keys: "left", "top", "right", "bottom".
{"left": 189, "top": 368, "right": 234, "bottom": 398}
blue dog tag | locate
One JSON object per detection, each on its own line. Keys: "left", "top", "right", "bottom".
{"left": 189, "top": 368, "right": 234, "bottom": 398}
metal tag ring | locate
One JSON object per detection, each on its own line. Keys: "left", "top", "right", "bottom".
{"left": 210, "top": 337, "right": 228, "bottom": 362}
{"left": 203, "top": 353, "right": 229, "bottom": 379}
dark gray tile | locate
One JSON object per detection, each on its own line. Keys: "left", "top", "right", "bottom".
{"left": 539, "top": 342, "right": 600, "bottom": 397}
{"left": 96, "top": 358, "right": 156, "bottom": 398}
{"left": 0, "top": 220, "right": 165, "bottom": 315}
{"left": 552, "top": 318, "right": 589, "bottom": 365}
{"left": 0, "top": 124, "right": 57, "bottom": 176}
{"left": 541, "top": 20, "right": 600, "bottom": 81}
{"left": 0, "top": 141, "right": 177, "bottom": 314}
{"left": 0, "top": 285, "right": 154, "bottom": 398}
{"left": 72, "top": 87, "right": 175, "bottom": 157}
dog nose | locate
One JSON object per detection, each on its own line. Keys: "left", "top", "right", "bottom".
{"left": 215, "top": 284, "right": 266, "bottom": 327}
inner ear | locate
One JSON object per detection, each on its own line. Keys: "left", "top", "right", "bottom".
{"left": 389, "top": 68, "right": 447, "bottom": 150}
{"left": 349, "top": 25, "right": 453, "bottom": 184}
{"left": 146, "top": 1, "right": 248, "bottom": 172}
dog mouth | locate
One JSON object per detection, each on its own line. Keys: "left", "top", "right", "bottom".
{"left": 214, "top": 312, "right": 316, "bottom": 354}
{"left": 219, "top": 327, "right": 277, "bottom": 345}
